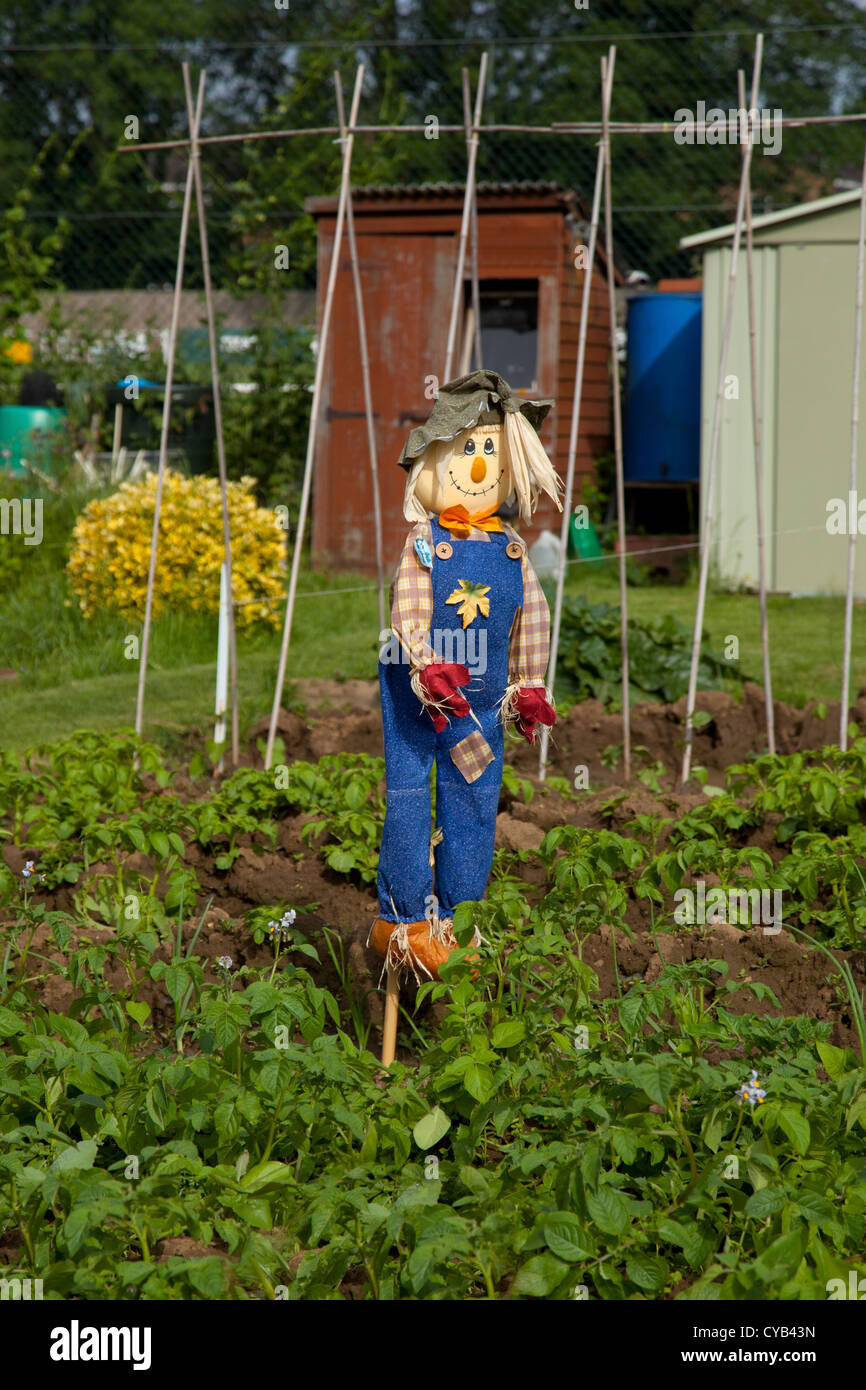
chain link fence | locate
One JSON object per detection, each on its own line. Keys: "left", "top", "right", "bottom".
{"left": 3, "top": 2, "right": 865, "bottom": 298}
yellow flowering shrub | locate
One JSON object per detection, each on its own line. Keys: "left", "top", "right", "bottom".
{"left": 67, "top": 471, "right": 286, "bottom": 628}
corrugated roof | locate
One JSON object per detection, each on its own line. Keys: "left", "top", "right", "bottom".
{"left": 349, "top": 181, "right": 575, "bottom": 200}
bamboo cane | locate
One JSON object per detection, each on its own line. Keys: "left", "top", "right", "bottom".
{"left": 111, "top": 403, "right": 123, "bottom": 468}
{"left": 381, "top": 964, "right": 400, "bottom": 1068}
{"left": 462, "top": 68, "right": 483, "bottom": 372}
{"left": 335, "top": 71, "right": 386, "bottom": 637}
{"left": 840, "top": 140, "right": 866, "bottom": 749}
{"left": 539, "top": 49, "right": 614, "bottom": 780}
{"left": 443, "top": 52, "right": 488, "bottom": 381}
{"left": 115, "top": 110, "right": 866, "bottom": 158}
{"left": 601, "top": 49, "right": 631, "bottom": 782}
{"left": 183, "top": 63, "right": 241, "bottom": 769}
{"left": 680, "top": 36, "right": 764, "bottom": 790}
{"left": 737, "top": 57, "right": 775, "bottom": 756}
{"left": 264, "top": 65, "right": 366, "bottom": 771}
{"left": 135, "top": 73, "right": 205, "bottom": 740}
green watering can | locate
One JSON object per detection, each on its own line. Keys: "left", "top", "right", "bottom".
{"left": 568, "top": 510, "right": 605, "bottom": 565}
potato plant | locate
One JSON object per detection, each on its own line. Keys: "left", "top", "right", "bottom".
{"left": 0, "top": 732, "right": 864, "bottom": 1299}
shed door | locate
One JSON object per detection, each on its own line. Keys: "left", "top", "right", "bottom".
{"left": 317, "top": 229, "right": 458, "bottom": 571}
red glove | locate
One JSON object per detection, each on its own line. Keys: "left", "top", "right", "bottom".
{"left": 417, "top": 662, "right": 472, "bottom": 732}
{"left": 514, "top": 688, "right": 556, "bottom": 744}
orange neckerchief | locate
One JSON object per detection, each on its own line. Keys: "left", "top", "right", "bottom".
{"left": 438, "top": 503, "right": 504, "bottom": 540}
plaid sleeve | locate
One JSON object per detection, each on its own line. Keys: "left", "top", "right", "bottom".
{"left": 506, "top": 529, "right": 550, "bottom": 688}
{"left": 392, "top": 522, "right": 435, "bottom": 669}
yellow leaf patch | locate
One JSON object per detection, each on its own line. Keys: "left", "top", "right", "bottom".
{"left": 445, "top": 579, "right": 491, "bottom": 629}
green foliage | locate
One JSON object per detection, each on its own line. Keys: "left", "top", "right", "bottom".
{"left": 500, "top": 762, "right": 535, "bottom": 805}
{"left": 3, "top": 859, "right": 863, "bottom": 1300}
{"left": 0, "top": 134, "right": 73, "bottom": 398}
{"left": 1, "top": 729, "right": 865, "bottom": 1299}
{"left": 556, "top": 596, "right": 739, "bottom": 711}
{"left": 4, "top": 1, "right": 865, "bottom": 299}
{"left": 726, "top": 744, "right": 866, "bottom": 840}
{"left": 287, "top": 755, "right": 386, "bottom": 885}
{"left": 217, "top": 318, "right": 314, "bottom": 507}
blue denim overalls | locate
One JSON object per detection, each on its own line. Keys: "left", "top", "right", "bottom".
{"left": 377, "top": 518, "right": 523, "bottom": 924}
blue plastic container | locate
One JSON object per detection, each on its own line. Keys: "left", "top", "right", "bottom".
{"left": 624, "top": 292, "right": 702, "bottom": 482}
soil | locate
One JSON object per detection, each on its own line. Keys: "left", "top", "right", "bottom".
{"left": 5, "top": 678, "right": 866, "bottom": 1059}
{"left": 248, "top": 677, "right": 866, "bottom": 788}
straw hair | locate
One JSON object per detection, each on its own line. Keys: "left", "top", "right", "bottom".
{"left": 404, "top": 455, "right": 429, "bottom": 522}
{"left": 504, "top": 412, "right": 563, "bottom": 521}
{"left": 403, "top": 415, "right": 561, "bottom": 522}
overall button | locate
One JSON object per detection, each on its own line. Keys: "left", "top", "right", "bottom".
{"left": 505, "top": 540, "right": 524, "bottom": 560}
{"left": 435, "top": 541, "right": 453, "bottom": 560}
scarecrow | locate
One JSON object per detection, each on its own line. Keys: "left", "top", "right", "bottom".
{"left": 369, "top": 370, "right": 562, "bottom": 983}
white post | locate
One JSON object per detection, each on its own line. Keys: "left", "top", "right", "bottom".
{"left": 264, "top": 65, "right": 365, "bottom": 771}
{"left": 135, "top": 72, "right": 205, "bottom": 740}
{"left": 214, "top": 562, "right": 229, "bottom": 775}
{"left": 601, "top": 48, "right": 631, "bottom": 782}
{"left": 840, "top": 141, "right": 866, "bottom": 749}
{"left": 680, "top": 36, "right": 764, "bottom": 789}
{"left": 539, "top": 49, "right": 615, "bottom": 779}
{"left": 443, "top": 52, "right": 488, "bottom": 381}
{"left": 462, "top": 67, "right": 483, "bottom": 372}
{"left": 183, "top": 62, "right": 241, "bottom": 768}
{"left": 738, "top": 57, "right": 775, "bottom": 755}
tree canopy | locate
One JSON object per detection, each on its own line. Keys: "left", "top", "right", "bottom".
{"left": 0, "top": 0, "right": 864, "bottom": 291}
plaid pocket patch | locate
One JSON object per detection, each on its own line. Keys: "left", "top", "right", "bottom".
{"left": 450, "top": 730, "right": 495, "bottom": 784}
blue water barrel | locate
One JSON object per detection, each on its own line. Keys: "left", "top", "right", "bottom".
{"left": 624, "top": 292, "right": 702, "bottom": 482}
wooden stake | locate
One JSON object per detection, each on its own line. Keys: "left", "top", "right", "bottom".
{"left": 840, "top": 139, "right": 866, "bottom": 749}
{"left": 335, "top": 71, "right": 386, "bottom": 637}
{"left": 183, "top": 63, "right": 241, "bottom": 769}
{"left": 381, "top": 964, "right": 400, "bottom": 1067}
{"left": 681, "top": 36, "right": 764, "bottom": 790}
{"left": 601, "top": 49, "right": 631, "bottom": 782}
{"left": 443, "top": 52, "right": 488, "bottom": 381}
{"left": 111, "top": 403, "right": 123, "bottom": 469}
{"left": 135, "top": 72, "right": 205, "bottom": 741}
{"left": 539, "top": 49, "right": 614, "bottom": 780}
{"left": 738, "top": 60, "right": 775, "bottom": 755}
{"left": 264, "top": 66, "right": 365, "bottom": 771}
{"left": 462, "top": 68, "right": 483, "bottom": 373}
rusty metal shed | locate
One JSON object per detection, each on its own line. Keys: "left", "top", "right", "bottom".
{"left": 306, "top": 182, "right": 617, "bottom": 571}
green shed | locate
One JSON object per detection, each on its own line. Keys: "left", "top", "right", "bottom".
{"left": 680, "top": 189, "right": 866, "bottom": 596}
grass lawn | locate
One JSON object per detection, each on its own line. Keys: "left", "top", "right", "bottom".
{"left": 1, "top": 555, "right": 864, "bottom": 752}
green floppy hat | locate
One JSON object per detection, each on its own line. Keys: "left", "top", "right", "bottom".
{"left": 397, "top": 369, "right": 554, "bottom": 471}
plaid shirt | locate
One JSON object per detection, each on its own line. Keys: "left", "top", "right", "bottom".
{"left": 391, "top": 518, "right": 549, "bottom": 688}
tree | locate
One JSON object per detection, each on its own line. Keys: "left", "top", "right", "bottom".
{"left": 1, "top": 0, "right": 864, "bottom": 287}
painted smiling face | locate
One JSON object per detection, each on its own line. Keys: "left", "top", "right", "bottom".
{"left": 413, "top": 424, "right": 512, "bottom": 514}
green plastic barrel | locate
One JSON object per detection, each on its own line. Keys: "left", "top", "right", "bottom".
{"left": 0, "top": 406, "right": 67, "bottom": 476}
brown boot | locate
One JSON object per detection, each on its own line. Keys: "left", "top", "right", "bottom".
{"left": 367, "top": 916, "right": 451, "bottom": 980}
{"left": 369, "top": 917, "right": 406, "bottom": 959}
{"left": 368, "top": 916, "right": 478, "bottom": 982}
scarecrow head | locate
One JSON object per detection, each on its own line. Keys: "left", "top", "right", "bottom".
{"left": 399, "top": 370, "right": 563, "bottom": 524}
